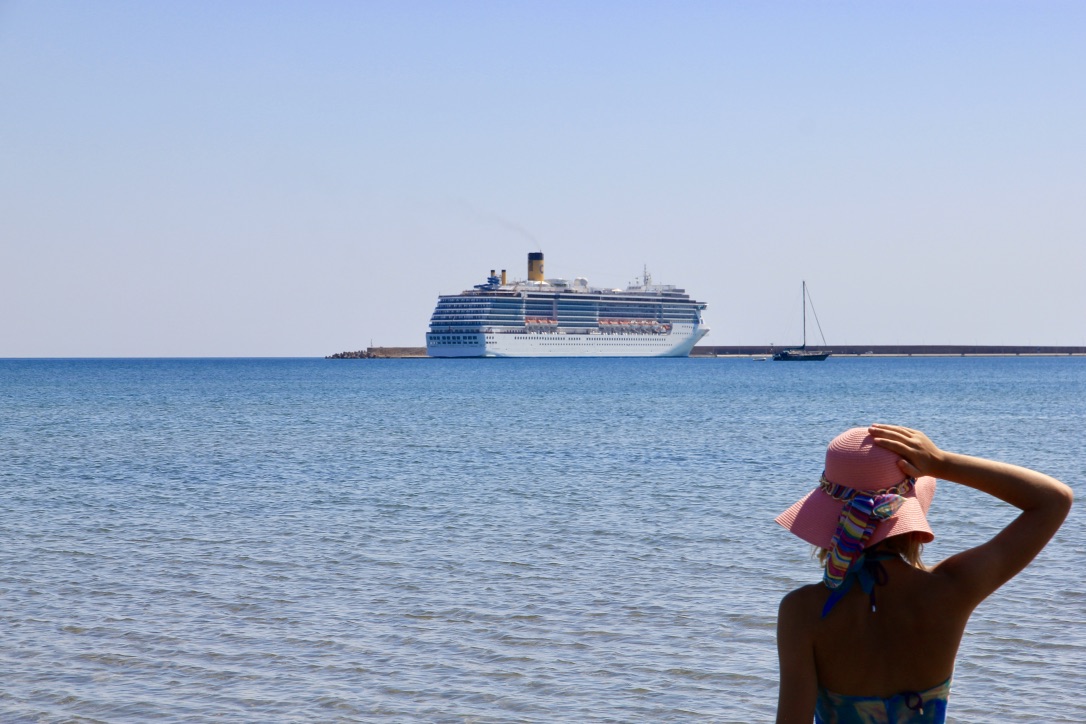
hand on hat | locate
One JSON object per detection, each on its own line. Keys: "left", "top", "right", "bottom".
{"left": 868, "top": 424, "right": 945, "bottom": 480}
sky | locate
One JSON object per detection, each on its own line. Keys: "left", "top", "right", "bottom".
{"left": 1, "top": 1, "right": 1084, "bottom": 356}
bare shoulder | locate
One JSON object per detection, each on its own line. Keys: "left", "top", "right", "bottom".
{"left": 777, "top": 584, "right": 824, "bottom": 648}
{"left": 779, "top": 583, "right": 825, "bottom": 621}
{"left": 777, "top": 584, "right": 821, "bottom": 720}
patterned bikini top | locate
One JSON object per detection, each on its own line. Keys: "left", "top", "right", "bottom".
{"left": 815, "top": 676, "right": 951, "bottom": 723}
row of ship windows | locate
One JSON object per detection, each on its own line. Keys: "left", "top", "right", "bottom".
{"left": 434, "top": 310, "right": 696, "bottom": 315}
{"left": 437, "top": 304, "right": 697, "bottom": 311}
{"left": 436, "top": 308, "right": 691, "bottom": 314}
{"left": 438, "top": 302, "right": 698, "bottom": 310}
{"left": 432, "top": 314, "right": 697, "bottom": 321}
{"left": 432, "top": 314, "right": 695, "bottom": 321}
{"left": 430, "top": 324, "right": 694, "bottom": 332}
{"left": 433, "top": 315, "right": 693, "bottom": 321}
{"left": 433, "top": 314, "right": 696, "bottom": 320}
{"left": 430, "top": 326, "right": 686, "bottom": 333}
{"left": 438, "top": 302, "right": 698, "bottom": 308}
{"left": 441, "top": 295, "right": 693, "bottom": 304}
{"left": 429, "top": 335, "right": 482, "bottom": 345}
{"left": 430, "top": 335, "right": 669, "bottom": 344}
{"left": 510, "top": 337, "right": 667, "bottom": 343}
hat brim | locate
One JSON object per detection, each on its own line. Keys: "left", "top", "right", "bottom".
{"left": 775, "top": 475, "right": 936, "bottom": 549}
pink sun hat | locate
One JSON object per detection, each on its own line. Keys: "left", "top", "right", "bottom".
{"left": 776, "top": 427, "right": 937, "bottom": 549}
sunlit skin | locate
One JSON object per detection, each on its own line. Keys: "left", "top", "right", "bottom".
{"left": 775, "top": 424, "right": 1073, "bottom": 723}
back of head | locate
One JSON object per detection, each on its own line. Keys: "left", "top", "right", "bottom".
{"left": 776, "top": 427, "right": 937, "bottom": 551}
{"left": 825, "top": 428, "right": 908, "bottom": 493}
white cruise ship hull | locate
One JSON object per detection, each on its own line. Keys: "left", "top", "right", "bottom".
{"left": 428, "top": 323, "right": 708, "bottom": 358}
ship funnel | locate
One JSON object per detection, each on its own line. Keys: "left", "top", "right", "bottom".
{"left": 490, "top": 269, "right": 496, "bottom": 278}
{"left": 501, "top": 269, "right": 507, "bottom": 285}
{"left": 528, "top": 252, "right": 544, "bottom": 282}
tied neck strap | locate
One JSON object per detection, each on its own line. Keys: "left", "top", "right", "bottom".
{"left": 821, "top": 473, "right": 915, "bottom": 592}
{"left": 821, "top": 550, "right": 896, "bottom": 618}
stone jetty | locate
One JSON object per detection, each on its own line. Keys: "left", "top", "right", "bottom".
{"left": 326, "top": 344, "right": 1085, "bottom": 359}
{"left": 692, "top": 345, "right": 1086, "bottom": 357}
{"left": 325, "top": 347, "right": 428, "bottom": 359}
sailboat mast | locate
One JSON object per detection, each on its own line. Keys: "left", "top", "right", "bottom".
{"left": 801, "top": 280, "right": 807, "bottom": 350}
{"left": 773, "top": 280, "right": 829, "bottom": 361}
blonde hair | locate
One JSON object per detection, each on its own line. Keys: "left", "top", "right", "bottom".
{"left": 816, "top": 533, "right": 927, "bottom": 570}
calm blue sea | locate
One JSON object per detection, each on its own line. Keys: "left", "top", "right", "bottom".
{"left": 1, "top": 357, "right": 1083, "bottom": 722}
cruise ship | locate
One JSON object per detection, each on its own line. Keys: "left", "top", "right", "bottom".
{"left": 426, "top": 253, "right": 709, "bottom": 357}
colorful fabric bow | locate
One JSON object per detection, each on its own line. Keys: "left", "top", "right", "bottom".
{"left": 821, "top": 473, "right": 914, "bottom": 591}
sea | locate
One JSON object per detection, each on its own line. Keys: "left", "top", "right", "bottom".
{"left": 1, "top": 356, "right": 1083, "bottom": 723}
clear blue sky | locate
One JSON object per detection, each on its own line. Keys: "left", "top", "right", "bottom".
{"left": 2, "top": 1, "right": 1083, "bottom": 356}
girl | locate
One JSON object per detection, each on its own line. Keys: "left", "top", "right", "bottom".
{"left": 775, "top": 424, "right": 1072, "bottom": 723}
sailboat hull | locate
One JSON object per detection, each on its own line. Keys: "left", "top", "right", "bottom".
{"left": 772, "top": 350, "right": 830, "bottom": 361}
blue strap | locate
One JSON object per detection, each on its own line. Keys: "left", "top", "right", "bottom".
{"left": 821, "top": 550, "right": 896, "bottom": 618}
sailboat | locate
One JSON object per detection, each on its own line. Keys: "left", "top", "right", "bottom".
{"left": 773, "top": 281, "right": 830, "bottom": 361}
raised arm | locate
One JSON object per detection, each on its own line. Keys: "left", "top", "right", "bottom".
{"left": 868, "top": 424, "right": 1073, "bottom": 606}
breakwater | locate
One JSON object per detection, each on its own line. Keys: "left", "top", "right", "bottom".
{"left": 328, "top": 345, "right": 1086, "bottom": 358}
{"left": 693, "top": 345, "right": 1086, "bottom": 357}
{"left": 326, "top": 347, "right": 428, "bottom": 359}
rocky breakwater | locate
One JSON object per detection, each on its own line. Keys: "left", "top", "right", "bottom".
{"left": 325, "top": 347, "right": 428, "bottom": 359}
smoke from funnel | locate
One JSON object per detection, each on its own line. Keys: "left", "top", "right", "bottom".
{"left": 453, "top": 198, "right": 543, "bottom": 251}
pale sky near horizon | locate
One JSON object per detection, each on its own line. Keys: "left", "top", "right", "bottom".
{"left": 2, "top": 1, "right": 1083, "bottom": 356}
